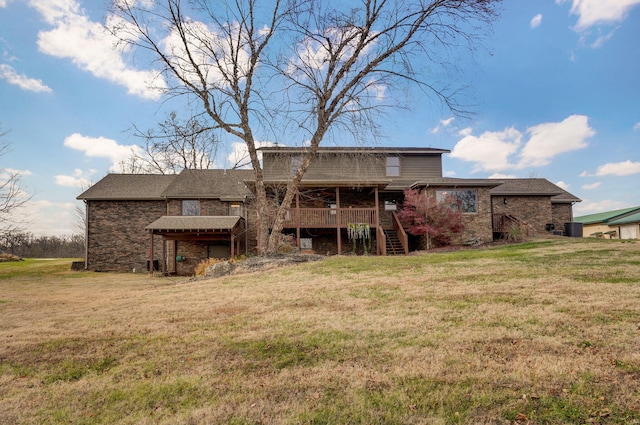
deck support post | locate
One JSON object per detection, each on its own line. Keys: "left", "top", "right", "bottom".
{"left": 336, "top": 187, "right": 341, "bottom": 255}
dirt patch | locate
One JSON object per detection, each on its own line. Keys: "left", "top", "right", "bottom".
{"left": 204, "top": 254, "right": 326, "bottom": 278}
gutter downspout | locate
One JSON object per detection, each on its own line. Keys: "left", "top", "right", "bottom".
{"left": 84, "top": 200, "right": 89, "bottom": 270}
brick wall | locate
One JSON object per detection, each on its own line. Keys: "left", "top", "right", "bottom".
{"left": 552, "top": 203, "right": 573, "bottom": 232}
{"left": 86, "top": 200, "right": 166, "bottom": 272}
{"left": 493, "top": 196, "right": 553, "bottom": 234}
{"left": 421, "top": 186, "right": 494, "bottom": 245}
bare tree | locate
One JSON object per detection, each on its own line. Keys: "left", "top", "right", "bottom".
{"left": 109, "top": 0, "right": 501, "bottom": 255}
{"left": 125, "top": 111, "right": 220, "bottom": 174}
{"left": 0, "top": 127, "right": 31, "bottom": 240}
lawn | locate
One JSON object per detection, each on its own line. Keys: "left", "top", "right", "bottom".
{"left": 1, "top": 238, "right": 639, "bottom": 424}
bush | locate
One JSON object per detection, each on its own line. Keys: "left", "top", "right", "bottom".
{"left": 194, "top": 257, "right": 227, "bottom": 276}
{"left": 0, "top": 253, "right": 22, "bottom": 262}
{"left": 506, "top": 222, "right": 529, "bottom": 242}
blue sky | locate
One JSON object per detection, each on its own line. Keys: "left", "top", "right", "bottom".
{"left": 1, "top": 0, "right": 639, "bottom": 236}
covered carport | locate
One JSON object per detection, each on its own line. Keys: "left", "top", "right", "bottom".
{"left": 146, "top": 216, "right": 246, "bottom": 275}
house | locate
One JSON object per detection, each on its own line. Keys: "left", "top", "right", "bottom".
{"left": 574, "top": 207, "right": 640, "bottom": 239}
{"left": 78, "top": 146, "right": 581, "bottom": 275}
{"left": 77, "top": 169, "right": 254, "bottom": 274}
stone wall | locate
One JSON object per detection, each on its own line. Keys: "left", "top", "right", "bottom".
{"left": 493, "top": 196, "right": 553, "bottom": 234}
{"left": 175, "top": 240, "right": 209, "bottom": 275}
{"left": 86, "top": 200, "right": 166, "bottom": 272}
{"left": 421, "top": 186, "right": 494, "bottom": 245}
{"left": 167, "top": 199, "right": 235, "bottom": 216}
{"left": 552, "top": 203, "right": 573, "bottom": 232}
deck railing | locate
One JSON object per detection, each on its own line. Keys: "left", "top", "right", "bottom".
{"left": 270, "top": 207, "right": 377, "bottom": 228}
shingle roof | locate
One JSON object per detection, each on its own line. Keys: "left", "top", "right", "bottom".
{"left": 259, "top": 146, "right": 451, "bottom": 155}
{"left": 77, "top": 174, "right": 177, "bottom": 200}
{"left": 490, "top": 179, "right": 564, "bottom": 196}
{"left": 162, "top": 169, "right": 254, "bottom": 200}
{"left": 146, "top": 215, "right": 242, "bottom": 231}
{"left": 574, "top": 206, "right": 640, "bottom": 224}
{"left": 411, "top": 178, "right": 505, "bottom": 189}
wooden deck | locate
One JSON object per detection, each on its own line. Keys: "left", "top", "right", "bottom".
{"left": 271, "top": 208, "right": 378, "bottom": 228}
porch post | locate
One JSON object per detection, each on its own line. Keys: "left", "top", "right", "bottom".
{"left": 148, "top": 230, "right": 154, "bottom": 275}
{"left": 336, "top": 187, "right": 341, "bottom": 255}
{"left": 296, "top": 191, "right": 301, "bottom": 249}
{"left": 374, "top": 186, "right": 380, "bottom": 255}
{"left": 231, "top": 234, "right": 236, "bottom": 258}
{"left": 161, "top": 237, "right": 166, "bottom": 275}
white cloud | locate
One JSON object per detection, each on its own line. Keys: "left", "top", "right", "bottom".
{"left": 518, "top": 115, "right": 594, "bottom": 168}
{"left": 23, "top": 199, "right": 78, "bottom": 236}
{"left": 63, "top": 133, "right": 143, "bottom": 172}
{"left": 226, "top": 141, "right": 276, "bottom": 169}
{"left": 559, "top": 0, "right": 640, "bottom": 30}
{"left": 633, "top": 122, "right": 640, "bottom": 131}
{"left": 450, "top": 127, "right": 522, "bottom": 173}
{"left": 530, "top": 14, "right": 543, "bottom": 28}
{"left": 573, "top": 198, "right": 629, "bottom": 216}
{"left": 594, "top": 160, "right": 640, "bottom": 176}
{"left": 54, "top": 168, "right": 96, "bottom": 188}
{"left": 29, "top": 0, "right": 165, "bottom": 100}
{"left": 0, "top": 168, "right": 33, "bottom": 179}
{"left": 451, "top": 115, "right": 595, "bottom": 175}
{"left": 0, "top": 64, "right": 52, "bottom": 93}
{"left": 0, "top": 0, "right": 11, "bottom": 8}
{"left": 582, "top": 182, "right": 601, "bottom": 190}
{"left": 488, "top": 173, "right": 517, "bottom": 179}
{"left": 160, "top": 20, "right": 250, "bottom": 89}
{"left": 431, "top": 117, "right": 455, "bottom": 134}
{"left": 555, "top": 180, "right": 570, "bottom": 190}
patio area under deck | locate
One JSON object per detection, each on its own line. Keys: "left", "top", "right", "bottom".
{"left": 266, "top": 185, "right": 392, "bottom": 255}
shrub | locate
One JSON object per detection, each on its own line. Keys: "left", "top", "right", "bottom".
{"left": 194, "top": 257, "right": 227, "bottom": 276}
{"left": 0, "top": 253, "right": 22, "bottom": 262}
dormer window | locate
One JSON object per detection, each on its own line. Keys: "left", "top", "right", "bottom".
{"left": 386, "top": 156, "right": 400, "bottom": 176}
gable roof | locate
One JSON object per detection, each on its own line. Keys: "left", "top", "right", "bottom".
{"left": 259, "top": 146, "right": 450, "bottom": 155}
{"left": 607, "top": 211, "right": 640, "bottom": 226}
{"left": 146, "top": 215, "right": 242, "bottom": 232}
{"left": 411, "top": 178, "right": 504, "bottom": 189}
{"left": 574, "top": 206, "right": 640, "bottom": 225}
{"left": 162, "top": 169, "right": 253, "bottom": 201}
{"left": 490, "top": 179, "right": 581, "bottom": 203}
{"left": 77, "top": 174, "right": 176, "bottom": 201}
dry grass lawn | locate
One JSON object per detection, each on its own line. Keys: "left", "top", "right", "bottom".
{"left": 1, "top": 237, "right": 639, "bottom": 424}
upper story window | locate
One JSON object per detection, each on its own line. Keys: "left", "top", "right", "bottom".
{"left": 436, "top": 189, "right": 477, "bottom": 213}
{"left": 229, "top": 203, "right": 242, "bottom": 217}
{"left": 386, "top": 156, "right": 400, "bottom": 176}
{"left": 291, "top": 155, "right": 302, "bottom": 175}
{"left": 182, "top": 200, "right": 200, "bottom": 216}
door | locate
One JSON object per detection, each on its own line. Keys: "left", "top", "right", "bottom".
{"left": 619, "top": 225, "right": 638, "bottom": 240}
{"left": 208, "top": 243, "right": 230, "bottom": 259}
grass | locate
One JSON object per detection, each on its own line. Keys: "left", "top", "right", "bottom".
{"left": 1, "top": 237, "right": 639, "bottom": 424}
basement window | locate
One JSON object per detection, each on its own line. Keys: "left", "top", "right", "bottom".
{"left": 182, "top": 200, "right": 200, "bottom": 216}
{"left": 436, "top": 189, "right": 477, "bottom": 213}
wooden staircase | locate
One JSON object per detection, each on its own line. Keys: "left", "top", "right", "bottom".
{"left": 385, "top": 229, "right": 405, "bottom": 255}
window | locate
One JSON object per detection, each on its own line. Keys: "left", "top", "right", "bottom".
{"left": 384, "top": 200, "right": 397, "bottom": 211}
{"left": 291, "top": 156, "right": 302, "bottom": 175}
{"left": 386, "top": 156, "right": 400, "bottom": 176}
{"left": 436, "top": 190, "right": 477, "bottom": 213}
{"left": 229, "top": 203, "right": 242, "bottom": 216}
{"left": 182, "top": 200, "right": 200, "bottom": 216}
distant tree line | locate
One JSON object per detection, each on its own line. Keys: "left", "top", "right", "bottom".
{"left": 0, "top": 233, "right": 84, "bottom": 258}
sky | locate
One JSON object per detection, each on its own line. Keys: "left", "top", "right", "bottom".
{"left": 0, "top": 0, "right": 639, "bottom": 236}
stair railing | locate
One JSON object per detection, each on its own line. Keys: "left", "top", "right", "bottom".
{"left": 376, "top": 227, "right": 387, "bottom": 256}
{"left": 391, "top": 212, "right": 409, "bottom": 254}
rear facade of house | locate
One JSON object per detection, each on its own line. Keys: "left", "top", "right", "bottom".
{"left": 78, "top": 146, "right": 581, "bottom": 275}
